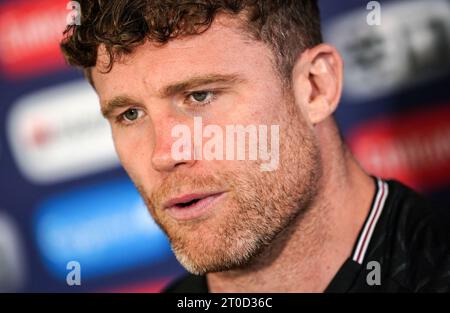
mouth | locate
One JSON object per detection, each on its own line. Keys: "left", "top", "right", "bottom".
{"left": 163, "top": 191, "right": 227, "bottom": 221}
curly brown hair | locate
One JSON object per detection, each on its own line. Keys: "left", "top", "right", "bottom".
{"left": 60, "top": 0, "right": 322, "bottom": 83}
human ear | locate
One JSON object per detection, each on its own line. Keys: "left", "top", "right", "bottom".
{"left": 291, "top": 44, "right": 344, "bottom": 125}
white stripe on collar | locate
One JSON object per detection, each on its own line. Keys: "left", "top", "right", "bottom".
{"left": 352, "top": 178, "right": 389, "bottom": 264}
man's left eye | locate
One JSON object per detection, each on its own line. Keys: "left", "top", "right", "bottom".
{"left": 189, "top": 91, "right": 213, "bottom": 103}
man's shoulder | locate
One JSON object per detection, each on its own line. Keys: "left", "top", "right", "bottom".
{"left": 385, "top": 180, "right": 450, "bottom": 242}
{"left": 380, "top": 180, "right": 450, "bottom": 292}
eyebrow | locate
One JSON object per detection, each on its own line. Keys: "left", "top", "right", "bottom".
{"left": 160, "top": 73, "right": 244, "bottom": 98}
{"left": 101, "top": 95, "right": 139, "bottom": 119}
{"left": 100, "top": 73, "right": 245, "bottom": 118}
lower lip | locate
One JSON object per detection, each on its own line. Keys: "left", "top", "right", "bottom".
{"left": 165, "top": 192, "right": 227, "bottom": 221}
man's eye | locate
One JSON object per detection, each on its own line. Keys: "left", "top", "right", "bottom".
{"left": 187, "top": 91, "right": 214, "bottom": 105}
{"left": 120, "top": 108, "right": 143, "bottom": 123}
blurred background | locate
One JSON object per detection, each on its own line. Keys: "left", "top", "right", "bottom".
{"left": 0, "top": 0, "right": 449, "bottom": 292}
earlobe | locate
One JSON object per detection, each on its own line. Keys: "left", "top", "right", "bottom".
{"left": 292, "top": 44, "right": 343, "bottom": 125}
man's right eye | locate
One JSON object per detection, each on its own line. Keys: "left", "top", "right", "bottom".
{"left": 123, "top": 109, "right": 139, "bottom": 121}
{"left": 117, "top": 108, "right": 145, "bottom": 125}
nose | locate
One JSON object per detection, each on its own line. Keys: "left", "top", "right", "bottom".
{"left": 151, "top": 117, "right": 196, "bottom": 173}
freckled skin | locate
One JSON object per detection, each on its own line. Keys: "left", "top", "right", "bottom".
{"left": 92, "top": 15, "right": 376, "bottom": 292}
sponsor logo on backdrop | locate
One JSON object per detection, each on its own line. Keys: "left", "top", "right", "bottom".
{"left": 34, "top": 179, "right": 173, "bottom": 281}
{"left": 348, "top": 105, "right": 450, "bottom": 191}
{"left": 0, "top": 0, "right": 69, "bottom": 78}
{"left": 7, "top": 80, "right": 120, "bottom": 184}
{"left": 325, "top": 0, "right": 450, "bottom": 99}
{"left": 0, "top": 212, "right": 25, "bottom": 292}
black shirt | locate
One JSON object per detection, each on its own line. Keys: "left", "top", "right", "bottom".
{"left": 165, "top": 178, "right": 450, "bottom": 293}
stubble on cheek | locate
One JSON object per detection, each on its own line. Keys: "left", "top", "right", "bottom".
{"left": 126, "top": 96, "right": 322, "bottom": 275}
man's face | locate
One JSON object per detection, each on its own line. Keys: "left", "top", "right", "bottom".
{"left": 93, "top": 16, "right": 322, "bottom": 274}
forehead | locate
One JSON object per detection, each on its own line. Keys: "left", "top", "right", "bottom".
{"left": 92, "top": 14, "right": 277, "bottom": 97}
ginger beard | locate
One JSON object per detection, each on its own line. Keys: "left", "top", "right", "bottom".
{"left": 136, "top": 98, "right": 323, "bottom": 275}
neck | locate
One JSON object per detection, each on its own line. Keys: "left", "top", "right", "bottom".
{"left": 207, "top": 120, "right": 376, "bottom": 292}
